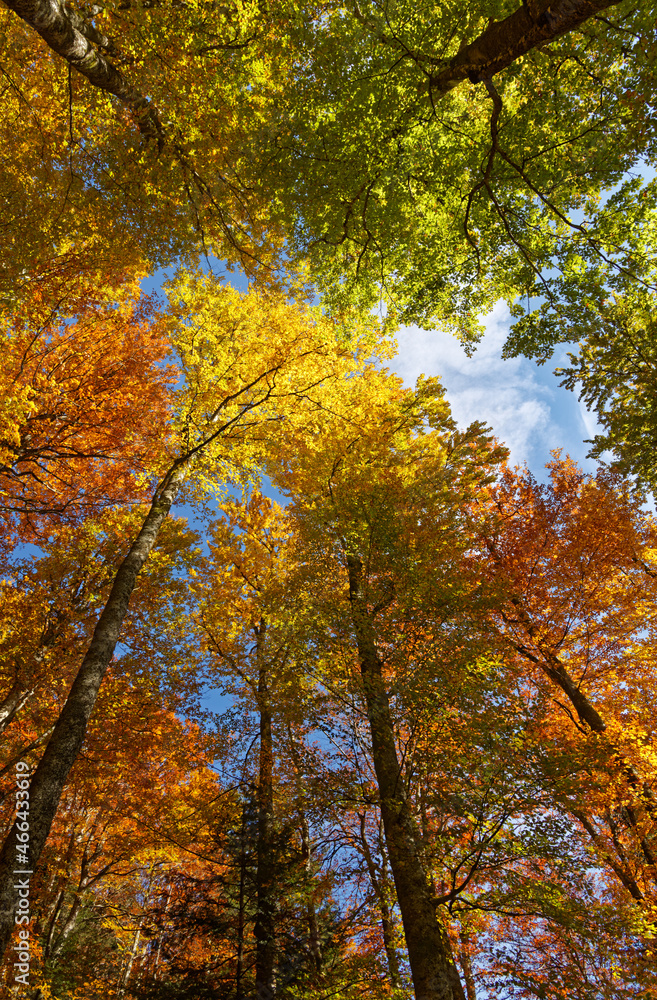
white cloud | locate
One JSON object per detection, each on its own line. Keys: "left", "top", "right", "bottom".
{"left": 578, "top": 396, "right": 602, "bottom": 441}
{"left": 392, "top": 302, "right": 599, "bottom": 475}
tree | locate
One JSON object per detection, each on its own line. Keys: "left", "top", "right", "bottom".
{"left": 0, "top": 0, "right": 291, "bottom": 294}
{"left": 269, "top": 376, "right": 657, "bottom": 997}
{"left": 7, "top": 375, "right": 657, "bottom": 995}
{"left": 0, "top": 271, "right": 387, "bottom": 961}
{"left": 0, "top": 706, "right": 227, "bottom": 998}
{"left": 502, "top": 250, "right": 657, "bottom": 493}
{"left": 198, "top": 493, "right": 292, "bottom": 999}
{"left": 4, "top": 0, "right": 656, "bottom": 341}
{"left": 483, "top": 457, "right": 657, "bottom": 910}
{"left": 194, "top": 491, "right": 382, "bottom": 997}
{"left": 276, "top": 370, "right": 507, "bottom": 1000}
{"left": 258, "top": 0, "right": 657, "bottom": 337}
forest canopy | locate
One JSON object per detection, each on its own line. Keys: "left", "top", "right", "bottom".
{"left": 1, "top": 1, "right": 657, "bottom": 999}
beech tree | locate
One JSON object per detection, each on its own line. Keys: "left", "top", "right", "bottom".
{"left": 5, "top": 0, "right": 657, "bottom": 491}
{"left": 0, "top": 505, "right": 205, "bottom": 759}
{"left": 267, "top": 370, "right": 657, "bottom": 997}
{"left": 5, "top": 411, "right": 657, "bottom": 996}
{"left": 194, "top": 492, "right": 382, "bottom": 998}
{"left": 197, "top": 494, "right": 296, "bottom": 999}
{"left": 0, "top": 714, "right": 227, "bottom": 998}
{"left": 0, "top": 0, "right": 291, "bottom": 296}
{"left": 257, "top": 1, "right": 657, "bottom": 334}
{"left": 275, "top": 370, "right": 507, "bottom": 1000}
{"left": 483, "top": 458, "right": 657, "bottom": 906}
{"left": 2, "top": 0, "right": 657, "bottom": 993}
{"left": 0, "top": 271, "right": 387, "bottom": 961}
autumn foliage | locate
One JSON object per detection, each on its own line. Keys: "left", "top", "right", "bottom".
{"left": 0, "top": 262, "right": 655, "bottom": 997}
{"left": 0, "top": 273, "right": 174, "bottom": 544}
{"left": 2, "top": 1, "right": 657, "bottom": 997}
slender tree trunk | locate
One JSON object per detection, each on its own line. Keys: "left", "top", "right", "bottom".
{"left": 573, "top": 809, "right": 644, "bottom": 901}
{"left": 484, "top": 523, "right": 657, "bottom": 870}
{"left": 49, "top": 894, "right": 83, "bottom": 958}
{"left": 152, "top": 884, "right": 172, "bottom": 978}
{"left": 505, "top": 595, "right": 657, "bottom": 866}
{"left": 457, "top": 931, "right": 477, "bottom": 1000}
{"left": 358, "top": 812, "right": 401, "bottom": 988}
{"left": 347, "top": 554, "right": 465, "bottom": 1000}
{"left": 286, "top": 728, "right": 323, "bottom": 977}
{"left": 119, "top": 918, "right": 144, "bottom": 997}
{"left": 118, "top": 864, "right": 156, "bottom": 996}
{"left": 43, "top": 887, "right": 66, "bottom": 961}
{"left": 0, "top": 458, "right": 189, "bottom": 960}
{"left": 254, "top": 621, "right": 277, "bottom": 1000}
{"left": 0, "top": 682, "right": 32, "bottom": 737}
{"left": 236, "top": 801, "right": 248, "bottom": 1000}
{"left": 299, "top": 810, "right": 323, "bottom": 975}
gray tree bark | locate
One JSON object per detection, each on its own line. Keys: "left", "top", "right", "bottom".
{"left": 3, "top": 0, "right": 163, "bottom": 145}
{"left": 0, "top": 682, "right": 32, "bottom": 737}
{"left": 358, "top": 812, "right": 401, "bottom": 989}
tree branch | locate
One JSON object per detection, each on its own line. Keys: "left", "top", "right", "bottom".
{"left": 428, "top": 0, "right": 624, "bottom": 93}
{"left": 3, "top": 0, "right": 164, "bottom": 148}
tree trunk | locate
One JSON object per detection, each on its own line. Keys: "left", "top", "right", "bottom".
{"left": 236, "top": 800, "right": 248, "bottom": 1000}
{"left": 507, "top": 597, "right": 657, "bottom": 866}
{"left": 483, "top": 526, "right": 657, "bottom": 885}
{"left": 118, "top": 864, "right": 156, "bottom": 996}
{"left": 0, "top": 458, "right": 189, "bottom": 961}
{"left": 358, "top": 812, "right": 401, "bottom": 988}
{"left": 573, "top": 809, "right": 644, "bottom": 902}
{"left": 152, "top": 884, "right": 172, "bottom": 979}
{"left": 457, "top": 931, "right": 477, "bottom": 1000}
{"left": 300, "top": 810, "right": 323, "bottom": 975}
{"left": 3, "top": 0, "right": 162, "bottom": 145}
{"left": 118, "top": 917, "right": 144, "bottom": 997}
{"left": 254, "top": 621, "right": 277, "bottom": 1000}
{"left": 43, "top": 887, "right": 66, "bottom": 961}
{"left": 49, "top": 893, "right": 83, "bottom": 959}
{"left": 428, "top": 0, "right": 624, "bottom": 93}
{"left": 0, "top": 681, "right": 32, "bottom": 737}
{"left": 347, "top": 554, "right": 465, "bottom": 1000}
{"left": 286, "top": 728, "right": 323, "bottom": 978}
